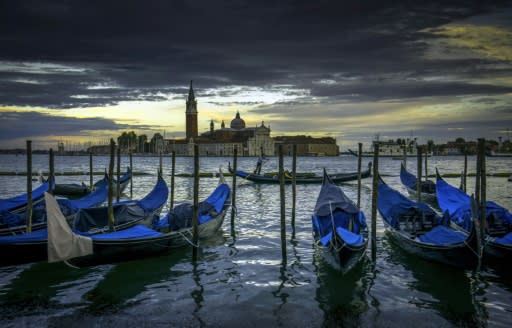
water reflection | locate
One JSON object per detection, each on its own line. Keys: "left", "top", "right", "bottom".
{"left": 314, "top": 249, "right": 369, "bottom": 327}
{"left": 386, "top": 239, "right": 486, "bottom": 326}
{"left": 0, "top": 262, "right": 96, "bottom": 317}
{"left": 191, "top": 262, "right": 205, "bottom": 327}
{"left": 81, "top": 248, "right": 189, "bottom": 314}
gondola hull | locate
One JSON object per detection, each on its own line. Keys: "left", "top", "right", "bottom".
{"left": 53, "top": 183, "right": 89, "bottom": 197}
{"left": 0, "top": 175, "right": 167, "bottom": 267}
{"left": 0, "top": 238, "right": 47, "bottom": 266}
{"left": 0, "top": 202, "right": 166, "bottom": 267}
{"left": 231, "top": 163, "right": 372, "bottom": 184}
{"left": 315, "top": 237, "right": 368, "bottom": 274}
{"left": 483, "top": 240, "right": 512, "bottom": 271}
{"left": 383, "top": 223, "right": 478, "bottom": 269}
{"left": 68, "top": 209, "right": 227, "bottom": 267}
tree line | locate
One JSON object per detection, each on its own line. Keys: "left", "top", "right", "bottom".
{"left": 116, "top": 131, "right": 165, "bottom": 153}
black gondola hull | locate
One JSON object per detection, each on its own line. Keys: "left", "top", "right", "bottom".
{"left": 67, "top": 210, "right": 227, "bottom": 267}
{"left": 483, "top": 240, "right": 512, "bottom": 271}
{"left": 384, "top": 224, "right": 478, "bottom": 269}
{"left": 315, "top": 241, "right": 368, "bottom": 275}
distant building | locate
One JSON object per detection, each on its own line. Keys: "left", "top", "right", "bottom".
{"left": 166, "top": 81, "right": 274, "bottom": 156}
{"left": 165, "top": 81, "right": 341, "bottom": 156}
{"left": 273, "top": 136, "right": 339, "bottom": 156}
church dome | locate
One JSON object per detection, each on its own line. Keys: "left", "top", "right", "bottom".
{"left": 230, "top": 111, "right": 246, "bottom": 129}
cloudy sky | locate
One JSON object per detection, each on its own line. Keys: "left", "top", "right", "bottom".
{"left": 1, "top": 0, "right": 512, "bottom": 150}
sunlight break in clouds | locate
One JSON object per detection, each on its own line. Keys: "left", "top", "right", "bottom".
{"left": 422, "top": 24, "right": 512, "bottom": 62}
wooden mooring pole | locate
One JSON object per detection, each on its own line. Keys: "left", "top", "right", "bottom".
{"left": 371, "top": 142, "right": 379, "bottom": 260}
{"left": 159, "top": 152, "right": 163, "bottom": 174}
{"left": 416, "top": 146, "right": 422, "bottom": 202}
{"left": 129, "top": 152, "right": 133, "bottom": 198}
{"left": 192, "top": 144, "right": 200, "bottom": 261}
{"left": 89, "top": 152, "right": 93, "bottom": 190}
{"left": 291, "top": 144, "right": 297, "bottom": 236}
{"left": 463, "top": 146, "right": 468, "bottom": 193}
{"left": 478, "top": 139, "right": 487, "bottom": 260}
{"left": 26, "top": 140, "right": 33, "bottom": 233}
{"left": 116, "top": 146, "right": 121, "bottom": 202}
{"left": 170, "top": 151, "right": 176, "bottom": 209}
{"left": 108, "top": 139, "right": 115, "bottom": 231}
{"left": 357, "top": 142, "right": 362, "bottom": 208}
{"left": 403, "top": 145, "right": 407, "bottom": 169}
{"left": 230, "top": 146, "right": 238, "bottom": 228}
{"left": 49, "top": 148, "right": 54, "bottom": 195}
{"left": 424, "top": 147, "right": 428, "bottom": 180}
{"left": 279, "top": 145, "right": 287, "bottom": 264}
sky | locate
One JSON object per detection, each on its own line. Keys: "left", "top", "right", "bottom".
{"left": 1, "top": 0, "right": 512, "bottom": 151}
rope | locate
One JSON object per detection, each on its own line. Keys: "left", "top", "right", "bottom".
{"left": 179, "top": 230, "right": 200, "bottom": 248}
{"left": 464, "top": 239, "right": 481, "bottom": 258}
{"left": 63, "top": 260, "right": 81, "bottom": 269}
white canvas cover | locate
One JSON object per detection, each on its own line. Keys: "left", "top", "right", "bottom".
{"left": 45, "top": 192, "right": 93, "bottom": 262}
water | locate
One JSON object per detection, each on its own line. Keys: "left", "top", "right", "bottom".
{"left": 0, "top": 154, "right": 511, "bottom": 327}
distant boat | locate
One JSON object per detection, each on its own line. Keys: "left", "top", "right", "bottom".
{"left": 228, "top": 162, "right": 372, "bottom": 184}
{"left": 487, "top": 151, "right": 512, "bottom": 157}
{"left": 347, "top": 149, "right": 432, "bottom": 158}
{"left": 311, "top": 169, "right": 368, "bottom": 274}
{"left": 50, "top": 167, "right": 132, "bottom": 197}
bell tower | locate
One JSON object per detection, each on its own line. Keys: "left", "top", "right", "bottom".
{"left": 186, "top": 80, "right": 198, "bottom": 140}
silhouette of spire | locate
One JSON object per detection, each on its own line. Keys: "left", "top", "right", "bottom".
{"left": 188, "top": 80, "right": 195, "bottom": 100}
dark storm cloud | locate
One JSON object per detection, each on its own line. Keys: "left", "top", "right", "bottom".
{"left": 0, "top": 111, "right": 137, "bottom": 140}
{"left": 1, "top": 0, "right": 511, "bottom": 109}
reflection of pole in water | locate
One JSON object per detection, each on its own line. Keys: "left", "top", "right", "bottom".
{"left": 271, "top": 261, "right": 289, "bottom": 320}
{"left": 191, "top": 262, "right": 205, "bottom": 327}
{"left": 279, "top": 145, "right": 287, "bottom": 265}
{"left": 469, "top": 271, "right": 488, "bottom": 327}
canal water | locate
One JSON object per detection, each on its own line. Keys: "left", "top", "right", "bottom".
{"left": 0, "top": 154, "right": 511, "bottom": 327}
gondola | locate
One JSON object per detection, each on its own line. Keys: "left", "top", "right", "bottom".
{"left": 229, "top": 162, "right": 372, "bottom": 184}
{"left": 311, "top": 169, "right": 368, "bottom": 274}
{"left": 399, "top": 163, "right": 437, "bottom": 204}
{"left": 377, "top": 176, "right": 478, "bottom": 269}
{"left": 47, "top": 174, "right": 231, "bottom": 267}
{"left": 51, "top": 167, "right": 132, "bottom": 197}
{"left": 435, "top": 170, "right": 512, "bottom": 269}
{"left": 0, "top": 173, "right": 168, "bottom": 267}
{"left": 0, "top": 174, "right": 109, "bottom": 235}
{"left": 0, "top": 178, "right": 53, "bottom": 214}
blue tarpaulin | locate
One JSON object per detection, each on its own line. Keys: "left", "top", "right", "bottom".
{"left": 91, "top": 224, "right": 163, "bottom": 240}
{"left": 418, "top": 225, "right": 467, "bottom": 245}
{"left": 0, "top": 181, "right": 50, "bottom": 212}
{"left": 436, "top": 177, "right": 512, "bottom": 231}
{"left": 495, "top": 232, "right": 512, "bottom": 246}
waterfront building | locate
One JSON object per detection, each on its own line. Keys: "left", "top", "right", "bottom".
{"left": 165, "top": 81, "right": 342, "bottom": 156}
{"left": 274, "top": 136, "right": 339, "bottom": 156}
